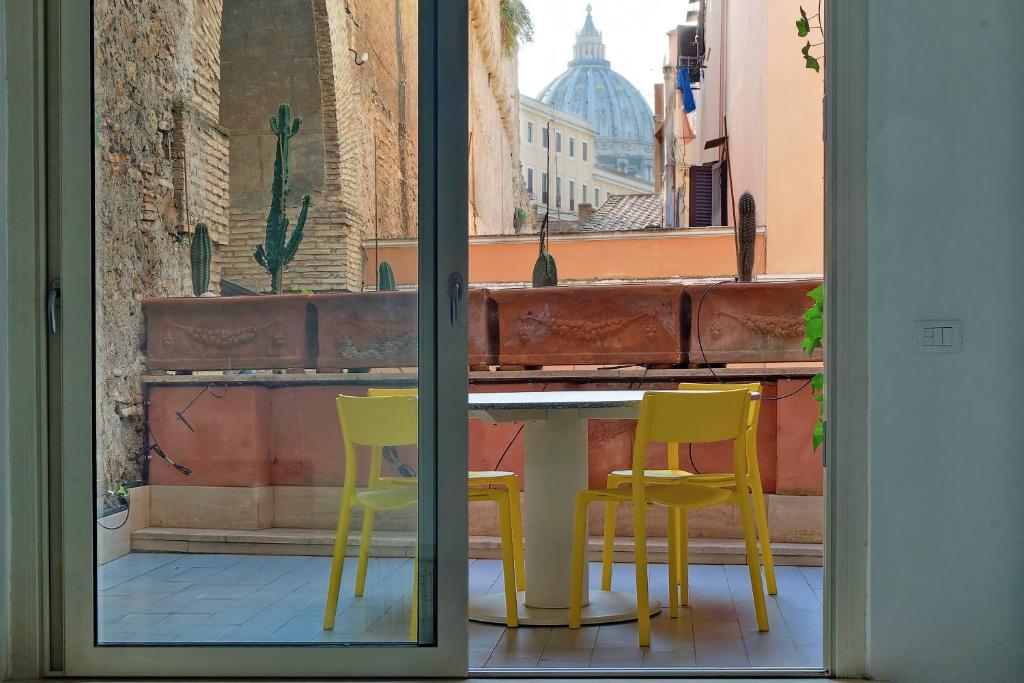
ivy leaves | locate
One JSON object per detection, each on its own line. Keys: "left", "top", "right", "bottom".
{"left": 796, "top": 5, "right": 823, "bottom": 72}
{"left": 803, "top": 284, "right": 825, "bottom": 451}
{"left": 796, "top": 7, "right": 810, "bottom": 37}
{"left": 802, "top": 42, "right": 821, "bottom": 73}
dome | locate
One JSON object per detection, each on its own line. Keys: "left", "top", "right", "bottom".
{"left": 536, "top": 5, "right": 654, "bottom": 181}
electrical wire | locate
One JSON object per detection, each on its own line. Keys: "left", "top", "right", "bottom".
{"left": 693, "top": 279, "right": 815, "bottom": 401}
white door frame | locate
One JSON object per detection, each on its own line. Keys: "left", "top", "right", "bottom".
{"left": 8, "top": 0, "right": 470, "bottom": 677}
{"left": 822, "top": 0, "right": 869, "bottom": 677}
{"left": 2, "top": 0, "right": 870, "bottom": 678}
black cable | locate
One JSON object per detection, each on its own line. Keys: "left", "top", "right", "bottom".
{"left": 492, "top": 383, "right": 548, "bottom": 472}
{"left": 693, "top": 279, "right": 815, "bottom": 401}
{"left": 96, "top": 491, "right": 131, "bottom": 531}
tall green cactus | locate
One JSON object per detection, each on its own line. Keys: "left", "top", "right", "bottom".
{"left": 190, "top": 222, "right": 212, "bottom": 296}
{"left": 254, "top": 103, "right": 310, "bottom": 294}
{"left": 532, "top": 213, "right": 557, "bottom": 287}
{"left": 737, "top": 192, "right": 756, "bottom": 282}
{"left": 378, "top": 261, "right": 397, "bottom": 291}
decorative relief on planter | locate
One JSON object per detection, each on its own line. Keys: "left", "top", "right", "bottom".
{"left": 687, "top": 280, "right": 823, "bottom": 364}
{"left": 143, "top": 295, "right": 314, "bottom": 371}
{"left": 468, "top": 288, "right": 498, "bottom": 368}
{"left": 492, "top": 284, "right": 689, "bottom": 367}
{"left": 313, "top": 291, "right": 418, "bottom": 369}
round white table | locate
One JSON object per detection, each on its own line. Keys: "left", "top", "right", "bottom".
{"left": 467, "top": 390, "right": 662, "bottom": 626}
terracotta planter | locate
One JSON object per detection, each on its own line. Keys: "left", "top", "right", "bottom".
{"left": 143, "top": 294, "right": 315, "bottom": 371}
{"left": 686, "top": 280, "right": 823, "bottom": 365}
{"left": 313, "top": 291, "right": 418, "bottom": 369}
{"left": 492, "top": 284, "right": 690, "bottom": 367}
{"left": 468, "top": 288, "right": 498, "bottom": 368}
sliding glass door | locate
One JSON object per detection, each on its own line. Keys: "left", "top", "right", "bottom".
{"left": 55, "top": 0, "right": 468, "bottom": 675}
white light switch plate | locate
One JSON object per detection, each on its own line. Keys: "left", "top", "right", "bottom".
{"left": 914, "top": 319, "right": 962, "bottom": 353}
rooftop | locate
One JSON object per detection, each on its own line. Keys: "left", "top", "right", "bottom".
{"left": 581, "top": 193, "right": 664, "bottom": 232}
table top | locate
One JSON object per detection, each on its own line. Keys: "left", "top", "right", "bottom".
{"left": 468, "top": 389, "right": 760, "bottom": 412}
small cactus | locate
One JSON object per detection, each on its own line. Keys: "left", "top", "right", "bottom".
{"left": 254, "top": 103, "right": 310, "bottom": 294}
{"left": 532, "top": 213, "right": 557, "bottom": 287}
{"left": 737, "top": 192, "right": 756, "bottom": 282}
{"left": 378, "top": 261, "right": 397, "bottom": 291}
{"left": 190, "top": 222, "right": 212, "bottom": 296}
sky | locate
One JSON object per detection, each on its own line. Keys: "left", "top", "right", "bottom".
{"left": 516, "top": 0, "right": 692, "bottom": 109}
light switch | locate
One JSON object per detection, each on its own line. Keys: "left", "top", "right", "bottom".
{"left": 914, "top": 319, "right": 962, "bottom": 353}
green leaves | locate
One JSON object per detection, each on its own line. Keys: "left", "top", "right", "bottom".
{"left": 803, "top": 285, "right": 826, "bottom": 451}
{"left": 800, "top": 41, "right": 820, "bottom": 72}
{"left": 796, "top": 7, "right": 810, "bottom": 37}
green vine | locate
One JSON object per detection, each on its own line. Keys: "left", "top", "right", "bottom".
{"left": 802, "top": 284, "right": 824, "bottom": 450}
{"left": 500, "top": 0, "right": 534, "bottom": 56}
{"left": 795, "top": 3, "right": 823, "bottom": 72}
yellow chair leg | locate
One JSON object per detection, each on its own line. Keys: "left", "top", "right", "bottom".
{"left": 354, "top": 508, "right": 375, "bottom": 597}
{"left": 601, "top": 501, "right": 617, "bottom": 590}
{"left": 496, "top": 492, "right": 520, "bottom": 627}
{"left": 751, "top": 481, "right": 777, "bottom": 595}
{"left": 679, "top": 509, "right": 689, "bottom": 606}
{"left": 569, "top": 495, "right": 589, "bottom": 629}
{"left": 409, "top": 554, "right": 418, "bottom": 642}
{"left": 633, "top": 501, "right": 651, "bottom": 647}
{"left": 666, "top": 507, "right": 679, "bottom": 618}
{"left": 506, "top": 478, "right": 526, "bottom": 591}
{"left": 737, "top": 491, "right": 769, "bottom": 631}
{"left": 323, "top": 494, "right": 355, "bottom": 629}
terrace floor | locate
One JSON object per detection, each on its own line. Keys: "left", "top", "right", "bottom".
{"left": 98, "top": 553, "right": 823, "bottom": 671}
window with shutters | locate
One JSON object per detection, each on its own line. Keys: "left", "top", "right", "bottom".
{"left": 689, "top": 160, "right": 729, "bottom": 227}
{"left": 542, "top": 126, "right": 549, "bottom": 148}
{"left": 569, "top": 136, "right": 575, "bottom": 159}
{"left": 526, "top": 167, "right": 534, "bottom": 193}
{"left": 541, "top": 172, "right": 549, "bottom": 204}
{"left": 555, "top": 131, "right": 562, "bottom": 154}
{"left": 526, "top": 121, "right": 534, "bottom": 144}
{"left": 556, "top": 176, "right": 562, "bottom": 208}
{"left": 569, "top": 179, "right": 575, "bottom": 210}
{"left": 582, "top": 141, "right": 589, "bottom": 162}
{"left": 581, "top": 183, "right": 588, "bottom": 203}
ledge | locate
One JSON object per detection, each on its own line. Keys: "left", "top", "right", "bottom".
{"left": 142, "top": 365, "right": 822, "bottom": 387}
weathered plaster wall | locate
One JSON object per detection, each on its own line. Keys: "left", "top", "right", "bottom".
{"left": 94, "top": 0, "right": 229, "bottom": 493}
{"left": 467, "top": 0, "right": 526, "bottom": 236}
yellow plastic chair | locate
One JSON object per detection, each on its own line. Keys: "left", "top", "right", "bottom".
{"left": 568, "top": 388, "right": 769, "bottom": 646}
{"left": 600, "top": 382, "right": 777, "bottom": 598}
{"left": 366, "top": 387, "right": 524, "bottom": 592}
{"left": 323, "top": 392, "right": 521, "bottom": 638}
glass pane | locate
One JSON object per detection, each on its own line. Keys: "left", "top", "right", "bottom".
{"left": 94, "top": 0, "right": 425, "bottom": 645}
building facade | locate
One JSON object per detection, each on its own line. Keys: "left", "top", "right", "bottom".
{"left": 519, "top": 95, "right": 651, "bottom": 224}
{"left": 656, "top": 0, "right": 824, "bottom": 274}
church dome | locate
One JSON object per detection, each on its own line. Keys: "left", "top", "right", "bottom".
{"left": 536, "top": 5, "right": 654, "bottom": 181}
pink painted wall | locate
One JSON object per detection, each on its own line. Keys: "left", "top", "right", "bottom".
{"left": 148, "top": 379, "right": 823, "bottom": 495}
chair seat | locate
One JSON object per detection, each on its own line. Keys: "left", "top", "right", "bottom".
{"left": 610, "top": 468, "right": 692, "bottom": 480}
{"left": 468, "top": 470, "right": 516, "bottom": 482}
{"left": 355, "top": 486, "right": 418, "bottom": 511}
{"left": 645, "top": 482, "right": 731, "bottom": 509}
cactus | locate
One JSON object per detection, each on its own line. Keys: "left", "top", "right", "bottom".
{"left": 737, "top": 191, "right": 756, "bottom": 282}
{"left": 190, "top": 222, "right": 212, "bottom": 296}
{"left": 378, "top": 261, "right": 397, "bottom": 291}
{"left": 254, "top": 103, "right": 310, "bottom": 294}
{"left": 532, "top": 213, "right": 558, "bottom": 287}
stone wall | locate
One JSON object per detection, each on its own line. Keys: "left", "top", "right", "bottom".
{"left": 94, "top": 0, "right": 230, "bottom": 495}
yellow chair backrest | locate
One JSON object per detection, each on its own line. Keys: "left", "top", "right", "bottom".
{"left": 336, "top": 394, "right": 418, "bottom": 449}
{"left": 367, "top": 387, "right": 418, "bottom": 398}
{"left": 676, "top": 382, "right": 761, "bottom": 431}
{"left": 632, "top": 389, "right": 751, "bottom": 483}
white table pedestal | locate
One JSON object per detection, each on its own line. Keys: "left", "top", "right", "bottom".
{"left": 468, "top": 408, "right": 661, "bottom": 626}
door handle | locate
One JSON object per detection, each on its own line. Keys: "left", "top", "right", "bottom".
{"left": 447, "top": 272, "right": 464, "bottom": 329}
{"left": 47, "top": 279, "right": 61, "bottom": 335}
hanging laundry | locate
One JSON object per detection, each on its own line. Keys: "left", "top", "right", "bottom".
{"left": 677, "top": 67, "right": 697, "bottom": 114}
{"left": 674, "top": 89, "right": 696, "bottom": 142}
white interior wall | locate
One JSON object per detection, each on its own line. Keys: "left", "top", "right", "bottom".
{"left": 866, "top": 1, "right": 1024, "bottom": 681}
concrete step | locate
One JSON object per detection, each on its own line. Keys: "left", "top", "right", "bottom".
{"left": 131, "top": 527, "right": 822, "bottom": 566}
